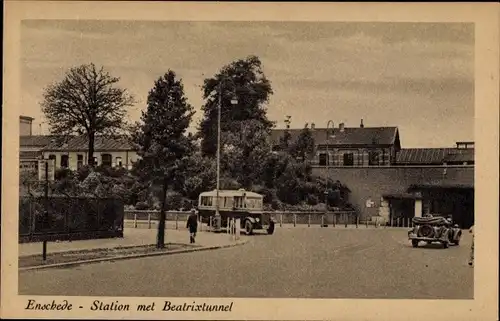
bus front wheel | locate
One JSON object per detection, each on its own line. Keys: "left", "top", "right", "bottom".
{"left": 245, "top": 220, "right": 254, "bottom": 235}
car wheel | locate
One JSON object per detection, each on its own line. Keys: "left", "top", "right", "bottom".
{"left": 245, "top": 220, "right": 254, "bottom": 235}
{"left": 453, "top": 239, "right": 460, "bottom": 245}
{"left": 448, "top": 230, "right": 454, "bottom": 243}
{"left": 443, "top": 241, "right": 448, "bottom": 249}
{"left": 411, "top": 240, "right": 419, "bottom": 248}
{"left": 267, "top": 222, "right": 275, "bottom": 235}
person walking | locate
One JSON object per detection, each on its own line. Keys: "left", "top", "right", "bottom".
{"left": 186, "top": 209, "right": 199, "bottom": 244}
{"left": 468, "top": 225, "right": 474, "bottom": 266}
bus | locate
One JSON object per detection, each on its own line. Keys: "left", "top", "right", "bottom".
{"left": 197, "top": 189, "right": 275, "bottom": 235}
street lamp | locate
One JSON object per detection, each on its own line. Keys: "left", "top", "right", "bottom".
{"left": 215, "top": 80, "right": 238, "bottom": 227}
{"left": 324, "top": 120, "right": 335, "bottom": 213}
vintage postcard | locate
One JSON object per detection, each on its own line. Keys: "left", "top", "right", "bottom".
{"left": 2, "top": 1, "right": 499, "bottom": 320}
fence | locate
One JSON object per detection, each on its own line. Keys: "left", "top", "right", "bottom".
{"left": 19, "top": 196, "right": 124, "bottom": 243}
{"left": 123, "top": 210, "right": 415, "bottom": 230}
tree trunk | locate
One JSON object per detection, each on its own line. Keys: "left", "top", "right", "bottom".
{"left": 156, "top": 179, "right": 168, "bottom": 249}
{"left": 88, "top": 133, "right": 95, "bottom": 167}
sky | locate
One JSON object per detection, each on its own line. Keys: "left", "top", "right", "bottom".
{"left": 20, "top": 20, "right": 474, "bottom": 148}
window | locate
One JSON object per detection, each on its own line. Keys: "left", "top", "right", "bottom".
{"left": 77, "top": 154, "right": 84, "bottom": 170}
{"left": 201, "top": 196, "right": 213, "bottom": 207}
{"left": 381, "top": 149, "right": 387, "bottom": 165}
{"left": 318, "top": 153, "right": 329, "bottom": 166}
{"left": 60, "top": 155, "right": 69, "bottom": 168}
{"left": 101, "top": 154, "right": 112, "bottom": 167}
{"left": 343, "top": 153, "right": 354, "bottom": 166}
{"left": 48, "top": 154, "right": 56, "bottom": 160}
{"left": 234, "top": 196, "right": 243, "bottom": 208}
{"left": 116, "top": 157, "right": 123, "bottom": 167}
{"left": 369, "top": 151, "right": 380, "bottom": 166}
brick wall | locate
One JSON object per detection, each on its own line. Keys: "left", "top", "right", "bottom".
{"left": 311, "top": 166, "right": 474, "bottom": 220}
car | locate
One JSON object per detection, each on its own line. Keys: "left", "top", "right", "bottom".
{"left": 408, "top": 215, "right": 462, "bottom": 249}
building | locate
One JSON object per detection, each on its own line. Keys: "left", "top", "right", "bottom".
{"left": 41, "top": 135, "right": 138, "bottom": 170}
{"left": 19, "top": 116, "right": 50, "bottom": 174}
{"left": 271, "top": 121, "right": 401, "bottom": 166}
{"left": 271, "top": 121, "right": 475, "bottom": 228}
{"left": 19, "top": 135, "right": 58, "bottom": 174}
{"left": 19, "top": 116, "right": 34, "bottom": 136}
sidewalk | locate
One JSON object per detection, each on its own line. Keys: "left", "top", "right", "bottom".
{"left": 19, "top": 227, "right": 242, "bottom": 257}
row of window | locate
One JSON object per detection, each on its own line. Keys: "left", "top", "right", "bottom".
{"left": 47, "top": 154, "right": 124, "bottom": 169}
{"left": 199, "top": 196, "right": 263, "bottom": 209}
{"left": 317, "top": 150, "right": 389, "bottom": 166}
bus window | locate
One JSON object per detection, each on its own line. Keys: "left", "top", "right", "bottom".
{"left": 234, "top": 197, "right": 242, "bottom": 208}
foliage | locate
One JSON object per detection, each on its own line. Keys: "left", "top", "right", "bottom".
{"left": 278, "top": 128, "right": 292, "bottom": 152}
{"left": 290, "top": 126, "right": 315, "bottom": 160}
{"left": 198, "top": 55, "right": 274, "bottom": 157}
{"left": 131, "top": 69, "right": 194, "bottom": 247}
{"left": 41, "top": 63, "right": 135, "bottom": 166}
{"left": 220, "top": 119, "right": 273, "bottom": 188}
{"left": 131, "top": 70, "right": 195, "bottom": 187}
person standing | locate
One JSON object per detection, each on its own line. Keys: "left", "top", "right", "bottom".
{"left": 186, "top": 209, "right": 199, "bottom": 244}
{"left": 468, "top": 225, "right": 474, "bottom": 266}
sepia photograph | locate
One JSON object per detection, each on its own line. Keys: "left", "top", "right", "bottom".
{"left": 2, "top": 2, "right": 498, "bottom": 320}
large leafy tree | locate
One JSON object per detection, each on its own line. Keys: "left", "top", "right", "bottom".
{"left": 220, "top": 119, "right": 272, "bottom": 188}
{"left": 131, "top": 70, "right": 195, "bottom": 248}
{"left": 41, "top": 63, "right": 135, "bottom": 167}
{"left": 198, "top": 55, "right": 274, "bottom": 157}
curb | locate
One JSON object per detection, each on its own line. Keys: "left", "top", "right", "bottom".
{"left": 19, "top": 239, "right": 248, "bottom": 272}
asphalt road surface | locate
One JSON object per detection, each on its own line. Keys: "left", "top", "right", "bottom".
{"left": 19, "top": 228, "right": 473, "bottom": 299}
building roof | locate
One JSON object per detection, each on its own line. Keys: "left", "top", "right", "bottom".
{"left": 270, "top": 126, "right": 399, "bottom": 147}
{"left": 199, "top": 189, "right": 263, "bottom": 198}
{"left": 395, "top": 148, "right": 474, "bottom": 165}
{"left": 382, "top": 193, "right": 423, "bottom": 200}
{"left": 19, "top": 150, "right": 41, "bottom": 159}
{"left": 43, "top": 135, "right": 134, "bottom": 151}
{"left": 408, "top": 183, "right": 474, "bottom": 190}
{"left": 20, "top": 135, "right": 60, "bottom": 147}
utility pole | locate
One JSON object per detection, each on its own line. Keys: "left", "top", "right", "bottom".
{"left": 325, "top": 120, "right": 335, "bottom": 216}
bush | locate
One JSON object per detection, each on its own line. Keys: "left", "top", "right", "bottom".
{"left": 135, "top": 201, "right": 149, "bottom": 210}
{"left": 55, "top": 168, "right": 74, "bottom": 181}
{"left": 76, "top": 165, "right": 92, "bottom": 181}
{"left": 165, "top": 191, "right": 183, "bottom": 211}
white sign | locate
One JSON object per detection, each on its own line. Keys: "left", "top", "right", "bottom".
{"left": 38, "top": 159, "right": 55, "bottom": 181}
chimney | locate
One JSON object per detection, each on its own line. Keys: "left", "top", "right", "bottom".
{"left": 339, "top": 122, "right": 345, "bottom": 132}
{"left": 311, "top": 123, "right": 315, "bottom": 130}
{"left": 360, "top": 119, "right": 364, "bottom": 128}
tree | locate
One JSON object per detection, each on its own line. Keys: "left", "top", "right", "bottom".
{"left": 291, "top": 126, "right": 315, "bottom": 161}
{"left": 131, "top": 70, "right": 195, "bottom": 248}
{"left": 220, "top": 119, "right": 273, "bottom": 188}
{"left": 41, "top": 63, "right": 135, "bottom": 167}
{"left": 198, "top": 55, "right": 274, "bottom": 157}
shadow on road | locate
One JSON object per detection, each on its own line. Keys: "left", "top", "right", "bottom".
{"left": 406, "top": 243, "right": 462, "bottom": 250}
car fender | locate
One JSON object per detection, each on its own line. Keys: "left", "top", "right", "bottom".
{"left": 452, "top": 228, "right": 462, "bottom": 240}
{"left": 245, "top": 217, "right": 257, "bottom": 224}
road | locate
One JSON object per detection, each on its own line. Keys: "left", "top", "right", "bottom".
{"left": 18, "top": 227, "right": 473, "bottom": 299}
